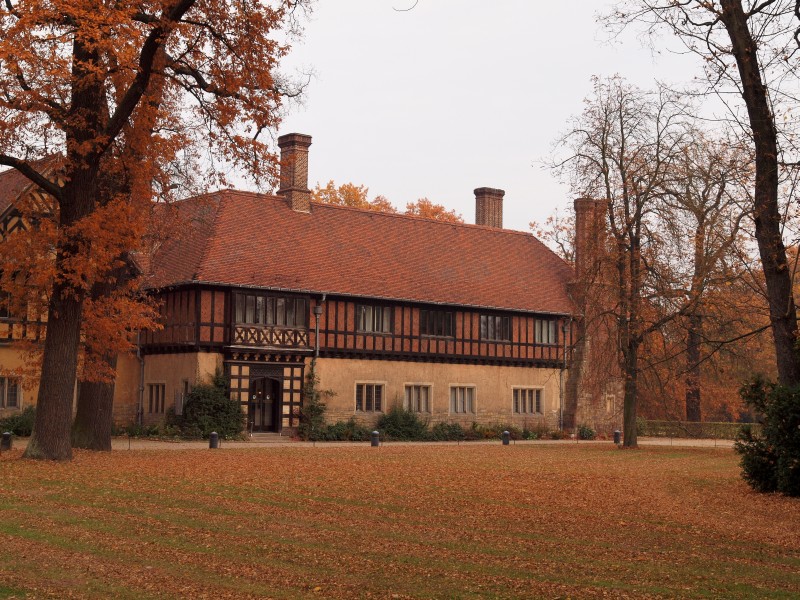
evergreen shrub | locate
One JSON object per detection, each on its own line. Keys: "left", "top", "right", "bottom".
{"left": 173, "top": 371, "right": 244, "bottom": 439}
{"left": 298, "top": 360, "right": 333, "bottom": 441}
{"left": 734, "top": 377, "right": 800, "bottom": 496}
{"left": 376, "top": 407, "right": 430, "bottom": 440}
{"left": 316, "top": 418, "right": 372, "bottom": 441}
{"left": 429, "top": 421, "right": 466, "bottom": 441}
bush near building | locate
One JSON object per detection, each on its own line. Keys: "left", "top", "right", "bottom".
{"left": 166, "top": 373, "right": 244, "bottom": 439}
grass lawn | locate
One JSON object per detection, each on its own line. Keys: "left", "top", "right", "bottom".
{"left": 0, "top": 443, "right": 798, "bottom": 599}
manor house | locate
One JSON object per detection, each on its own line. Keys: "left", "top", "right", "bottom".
{"left": 0, "top": 134, "right": 613, "bottom": 434}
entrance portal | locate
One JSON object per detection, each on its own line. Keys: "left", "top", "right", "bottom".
{"left": 248, "top": 377, "right": 281, "bottom": 433}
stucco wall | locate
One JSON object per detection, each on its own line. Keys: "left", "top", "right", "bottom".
{"left": 112, "top": 353, "right": 140, "bottom": 426}
{"left": 0, "top": 346, "right": 143, "bottom": 427}
{"left": 142, "top": 352, "right": 223, "bottom": 425}
{"left": 314, "top": 358, "right": 562, "bottom": 429}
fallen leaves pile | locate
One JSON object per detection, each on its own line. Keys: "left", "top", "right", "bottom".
{"left": 0, "top": 443, "right": 798, "bottom": 599}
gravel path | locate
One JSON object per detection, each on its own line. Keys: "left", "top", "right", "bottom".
{"left": 5, "top": 434, "right": 734, "bottom": 452}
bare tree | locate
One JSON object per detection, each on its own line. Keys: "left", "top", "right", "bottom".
{"left": 608, "top": 0, "right": 800, "bottom": 386}
{"left": 554, "top": 76, "right": 694, "bottom": 447}
{"left": 659, "top": 132, "right": 752, "bottom": 420}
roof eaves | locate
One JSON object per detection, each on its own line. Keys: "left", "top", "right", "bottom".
{"left": 146, "top": 279, "right": 575, "bottom": 317}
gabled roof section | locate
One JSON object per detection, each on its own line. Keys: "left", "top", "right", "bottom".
{"left": 149, "top": 190, "right": 575, "bottom": 315}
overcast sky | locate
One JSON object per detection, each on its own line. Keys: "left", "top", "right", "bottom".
{"left": 277, "top": 1, "right": 700, "bottom": 232}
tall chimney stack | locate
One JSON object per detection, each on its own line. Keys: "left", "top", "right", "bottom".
{"left": 474, "top": 187, "right": 504, "bottom": 228}
{"left": 277, "top": 133, "right": 312, "bottom": 213}
{"left": 573, "top": 197, "right": 606, "bottom": 280}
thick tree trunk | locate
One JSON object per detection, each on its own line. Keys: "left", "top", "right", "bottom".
{"left": 721, "top": 0, "right": 800, "bottom": 386}
{"left": 71, "top": 355, "right": 117, "bottom": 451}
{"left": 23, "top": 174, "right": 97, "bottom": 459}
{"left": 23, "top": 281, "right": 82, "bottom": 460}
{"left": 685, "top": 313, "right": 702, "bottom": 422}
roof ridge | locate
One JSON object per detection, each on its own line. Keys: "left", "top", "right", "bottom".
{"left": 309, "top": 200, "right": 540, "bottom": 237}
{"left": 199, "top": 187, "right": 539, "bottom": 238}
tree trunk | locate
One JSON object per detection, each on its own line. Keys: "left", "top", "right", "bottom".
{"left": 22, "top": 281, "right": 82, "bottom": 460}
{"left": 23, "top": 171, "right": 98, "bottom": 459}
{"left": 71, "top": 355, "right": 117, "bottom": 451}
{"left": 685, "top": 312, "right": 702, "bottom": 422}
{"left": 721, "top": 0, "right": 800, "bottom": 386}
{"left": 622, "top": 341, "right": 639, "bottom": 448}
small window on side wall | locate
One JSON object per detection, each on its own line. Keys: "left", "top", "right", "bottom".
{"left": 450, "top": 386, "right": 475, "bottom": 414}
{"left": 513, "top": 388, "right": 542, "bottom": 414}
{"left": 148, "top": 383, "right": 166, "bottom": 414}
{"left": 404, "top": 385, "right": 431, "bottom": 413}
{"left": 355, "top": 383, "right": 384, "bottom": 412}
{"left": 0, "top": 377, "right": 20, "bottom": 409}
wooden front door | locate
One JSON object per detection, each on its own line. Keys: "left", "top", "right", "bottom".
{"left": 249, "top": 377, "right": 281, "bottom": 432}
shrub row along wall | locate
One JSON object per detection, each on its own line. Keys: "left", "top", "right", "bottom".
{"left": 305, "top": 407, "right": 572, "bottom": 442}
{"left": 637, "top": 419, "right": 761, "bottom": 440}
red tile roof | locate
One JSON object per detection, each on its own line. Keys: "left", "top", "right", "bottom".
{"left": 149, "top": 190, "right": 575, "bottom": 315}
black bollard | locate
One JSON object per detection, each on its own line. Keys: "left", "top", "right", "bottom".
{"left": 371, "top": 430, "right": 380, "bottom": 447}
{"left": 502, "top": 430, "right": 510, "bottom": 445}
{"left": 209, "top": 431, "right": 219, "bottom": 449}
{"left": 613, "top": 430, "right": 621, "bottom": 445}
{"left": 1, "top": 432, "right": 11, "bottom": 451}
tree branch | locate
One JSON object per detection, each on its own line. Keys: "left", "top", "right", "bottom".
{"left": 3, "top": 0, "right": 19, "bottom": 18}
{"left": 0, "top": 155, "right": 62, "bottom": 199}
{"left": 102, "top": 0, "right": 197, "bottom": 154}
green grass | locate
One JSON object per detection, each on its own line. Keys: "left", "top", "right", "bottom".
{"left": 1, "top": 444, "right": 798, "bottom": 599}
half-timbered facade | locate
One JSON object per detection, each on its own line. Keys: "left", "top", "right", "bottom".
{"left": 134, "top": 133, "right": 577, "bottom": 433}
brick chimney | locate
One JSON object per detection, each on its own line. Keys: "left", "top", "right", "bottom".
{"left": 573, "top": 197, "right": 607, "bottom": 280}
{"left": 474, "top": 187, "right": 504, "bottom": 228}
{"left": 277, "top": 133, "right": 312, "bottom": 213}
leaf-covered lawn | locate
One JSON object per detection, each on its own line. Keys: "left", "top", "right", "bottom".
{"left": 0, "top": 444, "right": 797, "bottom": 599}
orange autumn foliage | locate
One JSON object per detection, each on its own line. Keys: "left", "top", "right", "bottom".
{"left": 313, "top": 180, "right": 463, "bottom": 223}
{"left": 312, "top": 180, "right": 397, "bottom": 213}
{"left": 405, "top": 197, "right": 464, "bottom": 223}
{"left": 0, "top": 0, "right": 309, "bottom": 459}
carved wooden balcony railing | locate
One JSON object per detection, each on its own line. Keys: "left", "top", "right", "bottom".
{"left": 232, "top": 324, "right": 310, "bottom": 349}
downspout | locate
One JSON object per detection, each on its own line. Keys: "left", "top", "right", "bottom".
{"left": 313, "top": 293, "right": 326, "bottom": 360}
{"left": 136, "top": 330, "right": 145, "bottom": 426}
{"left": 559, "top": 318, "right": 571, "bottom": 431}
